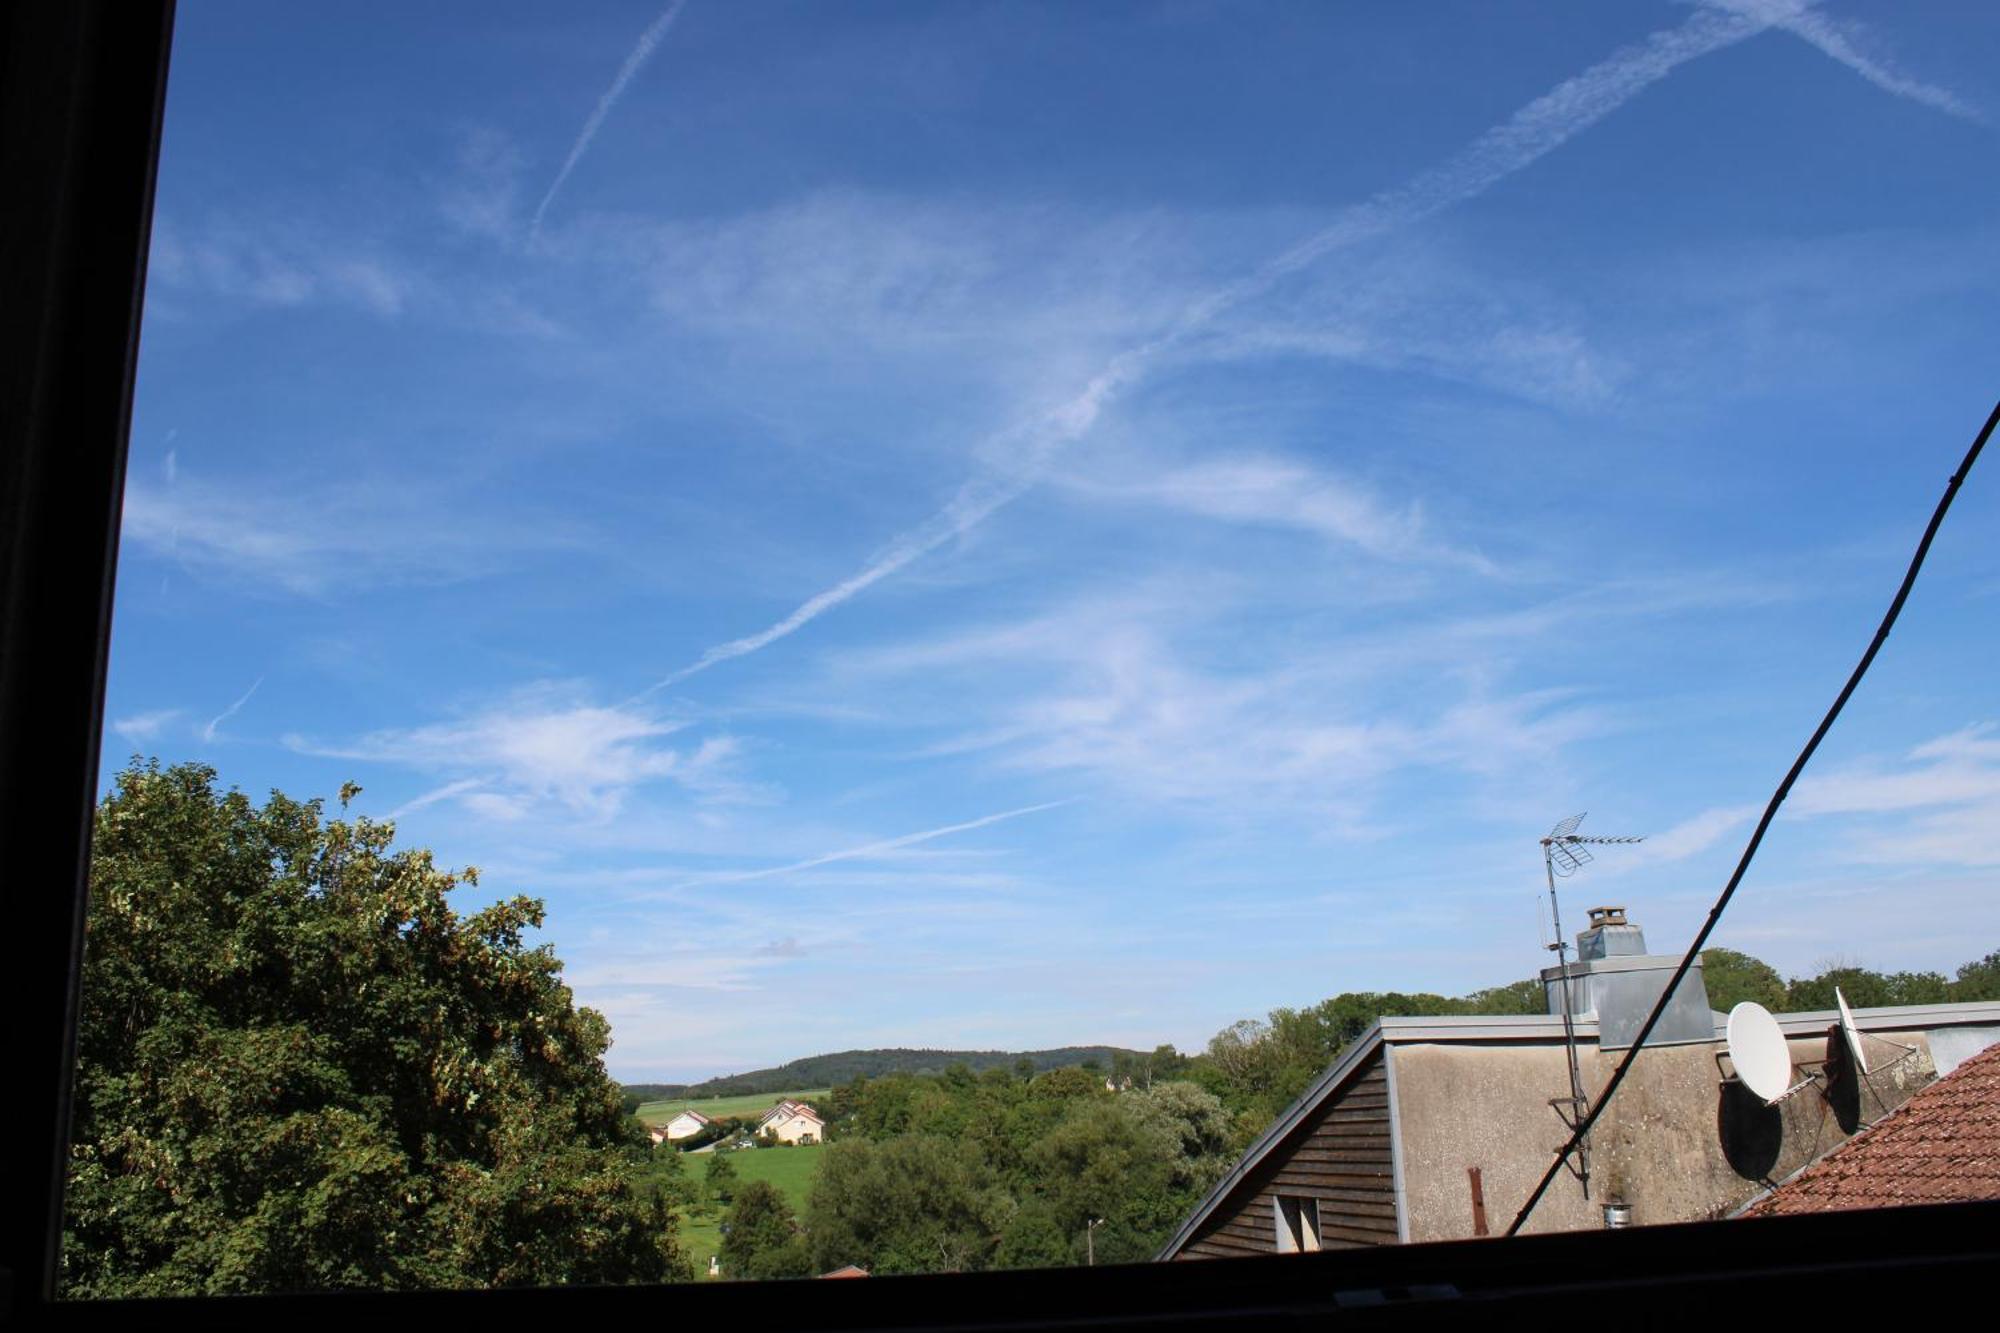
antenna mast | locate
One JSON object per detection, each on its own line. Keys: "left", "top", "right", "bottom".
{"left": 1539, "top": 813, "right": 1644, "bottom": 1200}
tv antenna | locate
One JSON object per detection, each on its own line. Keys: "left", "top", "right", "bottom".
{"left": 1539, "top": 813, "right": 1644, "bottom": 1199}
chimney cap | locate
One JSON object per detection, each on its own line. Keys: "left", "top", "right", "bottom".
{"left": 1586, "top": 906, "right": 1629, "bottom": 927}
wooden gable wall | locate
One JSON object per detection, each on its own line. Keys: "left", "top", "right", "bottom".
{"left": 1174, "top": 1050, "right": 1397, "bottom": 1258}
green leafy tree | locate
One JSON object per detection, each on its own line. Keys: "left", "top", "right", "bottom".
{"left": 1124, "top": 1081, "right": 1234, "bottom": 1195}
{"left": 1015, "top": 1100, "right": 1180, "bottom": 1267}
{"left": 62, "top": 762, "right": 687, "bottom": 1297}
{"left": 1883, "top": 970, "right": 1952, "bottom": 1005}
{"left": 1701, "top": 948, "right": 1788, "bottom": 1012}
{"left": 1787, "top": 964, "right": 1892, "bottom": 1011}
{"left": 1145, "top": 1044, "right": 1187, "bottom": 1087}
{"left": 1028, "top": 1065, "right": 1106, "bottom": 1102}
{"left": 1463, "top": 977, "right": 1545, "bottom": 1014}
{"left": 1955, "top": 950, "right": 2000, "bottom": 1001}
{"left": 719, "top": 1181, "right": 811, "bottom": 1280}
{"left": 704, "top": 1150, "right": 739, "bottom": 1206}
{"left": 803, "top": 1136, "right": 1010, "bottom": 1275}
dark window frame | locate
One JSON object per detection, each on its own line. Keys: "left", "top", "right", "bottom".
{"left": 4, "top": 2, "right": 1998, "bottom": 1325}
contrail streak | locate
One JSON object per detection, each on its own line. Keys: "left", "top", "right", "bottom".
{"left": 641, "top": 5, "right": 1775, "bottom": 697}
{"left": 202, "top": 676, "right": 263, "bottom": 743}
{"left": 387, "top": 777, "right": 486, "bottom": 821}
{"left": 531, "top": 0, "right": 689, "bottom": 239}
{"left": 666, "top": 801, "right": 1066, "bottom": 890}
{"left": 1721, "top": 0, "right": 1984, "bottom": 124}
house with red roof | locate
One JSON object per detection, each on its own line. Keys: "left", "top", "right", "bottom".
{"left": 755, "top": 1099, "right": 825, "bottom": 1144}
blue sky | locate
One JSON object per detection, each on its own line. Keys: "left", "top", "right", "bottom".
{"left": 109, "top": 1, "right": 2000, "bottom": 1081}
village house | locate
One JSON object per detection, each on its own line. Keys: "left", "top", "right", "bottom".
{"left": 663, "top": 1108, "right": 712, "bottom": 1143}
{"left": 1158, "top": 906, "right": 2000, "bottom": 1260}
{"left": 755, "top": 1099, "right": 825, "bottom": 1145}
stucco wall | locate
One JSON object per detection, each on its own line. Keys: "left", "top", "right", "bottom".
{"left": 769, "top": 1112, "right": 823, "bottom": 1144}
{"left": 1391, "top": 1030, "right": 1939, "bottom": 1243}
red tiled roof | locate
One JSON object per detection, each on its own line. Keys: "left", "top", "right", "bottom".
{"left": 1742, "top": 1041, "right": 2000, "bottom": 1217}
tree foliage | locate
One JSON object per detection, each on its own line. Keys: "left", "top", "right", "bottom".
{"left": 803, "top": 1069, "right": 1232, "bottom": 1274}
{"left": 704, "top": 1150, "right": 739, "bottom": 1206}
{"left": 1701, "top": 948, "right": 1788, "bottom": 1012}
{"left": 62, "top": 762, "right": 687, "bottom": 1296}
{"left": 719, "top": 1181, "right": 810, "bottom": 1280}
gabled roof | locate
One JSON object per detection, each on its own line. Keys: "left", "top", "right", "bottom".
{"left": 1156, "top": 1021, "right": 1392, "bottom": 1260}
{"left": 1739, "top": 1040, "right": 2000, "bottom": 1217}
{"left": 670, "top": 1109, "right": 712, "bottom": 1125}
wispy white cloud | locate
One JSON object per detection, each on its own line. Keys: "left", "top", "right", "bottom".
{"left": 1639, "top": 802, "right": 1760, "bottom": 864}
{"left": 1628, "top": 725, "right": 2000, "bottom": 875}
{"left": 645, "top": 3, "right": 1773, "bottom": 689}
{"left": 531, "top": 0, "right": 691, "bottom": 239}
{"left": 112, "top": 708, "right": 185, "bottom": 746}
{"left": 202, "top": 677, "right": 263, "bottom": 743}
{"left": 1067, "top": 455, "right": 1497, "bottom": 573}
{"left": 819, "top": 586, "right": 1609, "bottom": 821}
{"left": 436, "top": 129, "right": 529, "bottom": 241}
{"left": 286, "top": 682, "right": 747, "bottom": 820}
{"left": 120, "top": 472, "right": 586, "bottom": 596}
{"left": 1791, "top": 725, "right": 2000, "bottom": 817}
{"left": 150, "top": 219, "right": 413, "bottom": 317}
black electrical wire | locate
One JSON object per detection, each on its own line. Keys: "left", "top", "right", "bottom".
{"left": 1505, "top": 396, "right": 2000, "bottom": 1236}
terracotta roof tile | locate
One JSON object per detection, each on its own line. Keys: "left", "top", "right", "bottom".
{"left": 1743, "top": 1041, "right": 2000, "bottom": 1217}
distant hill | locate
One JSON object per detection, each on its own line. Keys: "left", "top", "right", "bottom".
{"left": 623, "top": 1045, "right": 1145, "bottom": 1102}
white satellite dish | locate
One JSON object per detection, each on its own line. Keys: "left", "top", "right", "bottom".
{"left": 1835, "top": 986, "right": 1871, "bottom": 1076}
{"left": 1726, "top": 1002, "right": 1794, "bottom": 1103}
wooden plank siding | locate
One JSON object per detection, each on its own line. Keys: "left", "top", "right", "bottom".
{"left": 1175, "top": 1053, "right": 1398, "bottom": 1259}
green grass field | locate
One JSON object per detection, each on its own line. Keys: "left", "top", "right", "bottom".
{"left": 673, "top": 1142, "right": 826, "bottom": 1280}
{"left": 636, "top": 1087, "right": 830, "bottom": 1126}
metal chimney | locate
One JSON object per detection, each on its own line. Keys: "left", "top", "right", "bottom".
{"left": 1543, "top": 906, "right": 1713, "bottom": 1050}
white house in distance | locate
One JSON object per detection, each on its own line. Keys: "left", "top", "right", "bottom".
{"left": 663, "top": 1109, "right": 712, "bottom": 1143}
{"left": 756, "top": 1099, "right": 825, "bottom": 1144}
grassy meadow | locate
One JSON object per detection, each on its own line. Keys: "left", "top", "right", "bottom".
{"left": 672, "top": 1142, "right": 827, "bottom": 1279}
{"left": 635, "top": 1087, "right": 830, "bottom": 1126}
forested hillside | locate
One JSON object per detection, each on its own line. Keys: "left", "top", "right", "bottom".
{"left": 623, "top": 1045, "right": 1145, "bottom": 1103}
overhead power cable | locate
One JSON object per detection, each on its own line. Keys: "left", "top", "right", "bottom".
{"left": 1505, "top": 395, "right": 2000, "bottom": 1236}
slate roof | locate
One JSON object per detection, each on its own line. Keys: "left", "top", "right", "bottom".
{"left": 1742, "top": 1040, "right": 2000, "bottom": 1217}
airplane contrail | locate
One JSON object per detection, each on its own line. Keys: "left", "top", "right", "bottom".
{"left": 531, "top": 0, "right": 690, "bottom": 239}
{"left": 663, "top": 801, "right": 1068, "bottom": 890}
{"left": 202, "top": 676, "right": 264, "bottom": 743}
{"left": 649, "top": 0, "right": 1979, "bottom": 695}
{"left": 638, "top": 3, "right": 1774, "bottom": 697}
{"left": 1702, "top": 0, "right": 1984, "bottom": 124}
